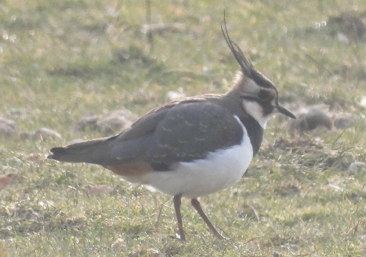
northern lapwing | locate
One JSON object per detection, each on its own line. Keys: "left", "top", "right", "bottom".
{"left": 48, "top": 22, "right": 295, "bottom": 241}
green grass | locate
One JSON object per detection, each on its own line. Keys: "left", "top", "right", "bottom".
{"left": 1, "top": 0, "right": 366, "bottom": 256}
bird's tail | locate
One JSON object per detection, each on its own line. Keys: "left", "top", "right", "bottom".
{"left": 48, "top": 137, "right": 113, "bottom": 164}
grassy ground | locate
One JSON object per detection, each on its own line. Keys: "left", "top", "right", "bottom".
{"left": 1, "top": 0, "right": 366, "bottom": 256}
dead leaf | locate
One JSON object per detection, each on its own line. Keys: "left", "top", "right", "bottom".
{"left": 0, "top": 174, "right": 18, "bottom": 186}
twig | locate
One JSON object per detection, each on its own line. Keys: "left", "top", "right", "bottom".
{"left": 145, "top": 0, "right": 154, "bottom": 53}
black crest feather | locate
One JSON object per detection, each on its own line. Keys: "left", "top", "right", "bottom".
{"left": 221, "top": 12, "right": 253, "bottom": 77}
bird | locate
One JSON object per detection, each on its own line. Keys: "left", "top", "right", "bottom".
{"left": 48, "top": 21, "right": 296, "bottom": 241}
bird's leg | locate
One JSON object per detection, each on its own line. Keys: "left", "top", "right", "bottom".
{"left": 191, "top": 198, "right": 224, "bottom": 239}
{"left": 173, "top": 194, "right": 186, "bottom": 241}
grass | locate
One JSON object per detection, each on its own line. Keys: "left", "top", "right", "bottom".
{"left": 1, "top": 0, "right": 366, "bottom": 256}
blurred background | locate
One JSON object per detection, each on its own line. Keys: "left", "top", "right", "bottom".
{"left": 1, "top": 0, "right": 366, "bottom": 256}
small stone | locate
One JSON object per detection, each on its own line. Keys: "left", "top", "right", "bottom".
{"left": 0, "top": 117, "right": 18, "bottom": 138}
{"left": 97, "top": 109, "right": 137, "bottom": 135}
{"left": 360, "top": 96, "right": 366, "bottom": 107}
{"left": 74, "top": 109, "right": 137, "bottom": 135}
{"left": 74, "top": 115, "right": 100, "bottom": 132}
{"left": 288, "top": 107, "right": 332, "bottom": 133}
{"left": 348, "top": 162, "right": 365, "bottom": 172}
{"left": 333, "top": 114, "right": 354, "bottom": 129}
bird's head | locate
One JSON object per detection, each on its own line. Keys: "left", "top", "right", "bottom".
{"left": 222, "top": 20, "right": 295, "bottom": 128}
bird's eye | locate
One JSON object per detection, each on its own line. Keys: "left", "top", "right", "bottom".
{"left": 258, "top": 90, "right": 272, "bottom": 101}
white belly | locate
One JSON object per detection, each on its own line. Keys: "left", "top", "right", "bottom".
{"left": 136, "top": 116, "right": 254, "bottom": 198}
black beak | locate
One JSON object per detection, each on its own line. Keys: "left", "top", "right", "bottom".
{"left": 277, "top": 104, "right": 296, "bottom": 119}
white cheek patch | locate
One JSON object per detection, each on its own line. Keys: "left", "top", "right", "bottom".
{"left": 242, "top": 101, "right": 274, "bottom": 128}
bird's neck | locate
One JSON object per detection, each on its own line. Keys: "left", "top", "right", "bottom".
{"left": 219, "top": 94, "right": 264, "bottom": 156}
